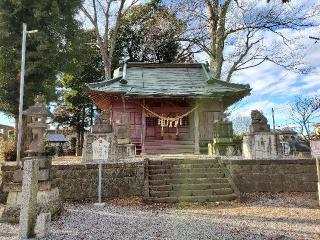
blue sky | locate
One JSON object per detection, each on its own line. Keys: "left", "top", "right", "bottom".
{"left": 1, "top": 0, "right": 319, "bottom": 131}
{"left": 0, "top": 113, "right": 14, "bottom": 126}
{"left": 228, "top": 30, "right": 320, "bottom": 129}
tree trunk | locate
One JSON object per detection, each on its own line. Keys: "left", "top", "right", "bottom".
{"left": 80, "top": 131, "right": 84, "bottom": 155}
{"left": 90, "top": 105, "right": 94, "bottom": 126}
{"left": 76, "top": 130, "right": 81, "bottom": 156}
{"left": 207, "top": 0, "right": 230, "bottom": 80}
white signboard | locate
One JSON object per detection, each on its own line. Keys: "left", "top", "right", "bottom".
{"left": 310, "top": 140, "right": 320, "bottom": 158}
{"left": 92, "top": 137, "right": 110, "bottom": 162}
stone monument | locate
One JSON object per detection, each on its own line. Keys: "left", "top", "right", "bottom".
{"left": 91, "top": 111, "right": 112, "bottom": 134}
{"left": 82, "top": 112, "right": 135, "bottom": 162}
{"left": 114, "top": 123, "right": 135, "bottom": 158}
{"left": 82, "top": 111, "right": 116, "bottom": 162}
{"left": 242, "top": 110, "right": 280, "bottom": 159}
{"left": 82, "top": 112, "right": 116, "bottom": 162}
{"left": 2, "top": 95, "right": 62, "bottom": 223}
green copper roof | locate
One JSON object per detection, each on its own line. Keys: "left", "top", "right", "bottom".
{"left": 86, "top": 62, "right": 251, "bottom": 102}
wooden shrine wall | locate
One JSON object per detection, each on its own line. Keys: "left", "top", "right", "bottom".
{"left": 110, "top": 98, "right": 223, "bottom": 143}
{"left": 111, "top": 99, "right": 142, "bottom": 142}
{"left": 190, "top": 100, "right": 222, "bottom": 143}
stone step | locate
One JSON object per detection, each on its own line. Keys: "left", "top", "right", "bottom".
{"left": 149, "top": 194, "right": 237, "bottom": 203}
{"left": 145, "top": 140, "right": 194, "bottom": 146}
{"left": 146, "top": 149, "right": 195, "bottom": 154}
{"left": 149, "top": 183, "right": 231, "bottom": 191}
{"left": 148, "top": 163, "right": 220, "bottom": 170}
{"left": 149, "top": 177, "right": 229, "bottom": 186}
{"left": 148, "top": 159, "right": 219, "bottom": 165}
{"left": 149, "top": 168, "right": 223, "bottom": 175}
{"left": 150, "top": 188, "right": 234, "bottom": 198}
{"left": 145, "top": 145, "right": 194, "bottom": 150}
{"left": 149, "top": 172, "right": 225, "bottom": 181}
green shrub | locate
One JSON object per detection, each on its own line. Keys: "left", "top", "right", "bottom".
{"left": 44, "top": 146, "right": 56, "bottom": 156}
{"left": 70, "top": 137, "right": 77, "bottom": 149}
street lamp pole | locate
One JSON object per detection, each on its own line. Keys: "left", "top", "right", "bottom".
{"left": 16, "top": 23, "right": 38, "bottom": 166}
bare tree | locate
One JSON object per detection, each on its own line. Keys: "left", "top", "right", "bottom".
{"left": 231, "top": 116, "right": 251, "bottom": 135}
{"left": 80, "top": 0, "right": 139, "bottom": 79}
{"left": 290, "top": 95, "right": 320, "bottom": 140}
{"left": 170, "top": 0, "right": 320, "bottom": 81}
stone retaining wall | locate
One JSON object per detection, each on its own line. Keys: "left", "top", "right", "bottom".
{"left": 0, "top": 159, "right": 317, "bottom": 203}
{"left": 52, "top": 162, "right": 144, "bottom": 201}
{"left": 222, "top": 159, "right": 317, "bottom": 192}
{"left": 0, "top": 161, "right": 144, "bottom": 202}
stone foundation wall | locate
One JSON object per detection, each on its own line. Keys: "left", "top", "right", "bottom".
{"left": 1, "top": 159, "right": 317, "bottom": 203}
{"left": 0, "top": 162, "right": 144, "bottom": 202}
{"left": 52, "top": 162, "right": 144, "bottom": 201}
{"left": 222, "top": 159, "right": 317, "bottom": 192}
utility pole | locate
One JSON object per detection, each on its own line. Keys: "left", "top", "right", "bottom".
{"left": 272, "top": 108, "right": 276, "bottom": 132}
{"left": 16, "top": 23, "right": 38, "bottom": 166}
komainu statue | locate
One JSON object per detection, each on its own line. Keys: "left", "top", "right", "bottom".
{"left": 250, "top": 110, "right": 270, "bottom": 133}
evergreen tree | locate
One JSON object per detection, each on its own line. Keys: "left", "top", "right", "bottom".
{"left": 0, "top": 0, "right": 81, "bottom": 121}
{"left": 53, "top": 30, "right": 104, "bottom": 155}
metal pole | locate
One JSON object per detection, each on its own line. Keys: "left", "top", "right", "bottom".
{"left": 272, "top": 108, "right": 275, "bottom": 132}
{"left": 98, "top": 161, "right": 102, "bottom": 204}
{"left": 16, "top": 23, "right": 27, "bottom": 167}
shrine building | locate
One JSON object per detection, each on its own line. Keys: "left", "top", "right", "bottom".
{"left": 85, "top": 62, "right": 251, "bottom": 155}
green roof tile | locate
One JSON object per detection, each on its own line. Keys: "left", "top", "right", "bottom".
{"left": 86, "top": 63, "right": 251, "bottom": 102}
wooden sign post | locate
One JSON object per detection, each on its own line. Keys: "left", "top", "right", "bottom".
{"left": 92, "top": 137, "right": 110, "bottom": 206}
{"left": 310, "top": 140, "right": 320, "bottom": 206}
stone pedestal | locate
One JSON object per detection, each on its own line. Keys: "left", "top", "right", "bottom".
{"left": 35, "top": 212, "right": 51, "bottom": 238}
{"left": 83, "top": 123, "right": 136, "bottom": 162}
{"left": 212, "top": 122, "right": 241, "bottom": 156}
{"left": 242, "top": 132, "right": 279, "bottom": 159}
{"left": 2, "top": 157, "right": 62, "bottom": 223}
{"left": 114, "top": 124, "right": 130, "bottom": 145}
{"left": 19, "top": 159, "right": 38, "bottom": 238}
{"left": 116, "top": 144, "right": 135, "bottom": 159}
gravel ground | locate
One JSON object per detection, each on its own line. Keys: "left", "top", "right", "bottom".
{"left": 0, "top": 193, "right": 319, "bottom": 240}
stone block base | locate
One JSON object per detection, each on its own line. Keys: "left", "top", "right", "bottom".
{"left": 242, "top": 132, "right": 279, "bottom": 159}
{"left": 1, "top": 187, "right": 62, "bottom": 223}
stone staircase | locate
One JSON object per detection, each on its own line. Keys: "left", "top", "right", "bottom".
{"left": 145, "top": 157, "right": 239, "bottom": 203}
{"left": 144, "top": 140, "right": 194, "bottom": 154}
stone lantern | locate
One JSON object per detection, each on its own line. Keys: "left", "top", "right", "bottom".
{"left": 2, "top": 95, "right": 62, "bottom": 223}
{"left": 23, "top": 95, "right": 51, "bottom": 156}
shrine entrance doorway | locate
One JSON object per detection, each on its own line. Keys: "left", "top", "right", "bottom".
{"left": 145, "top": 116, "right": 190, "bottom": 141}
